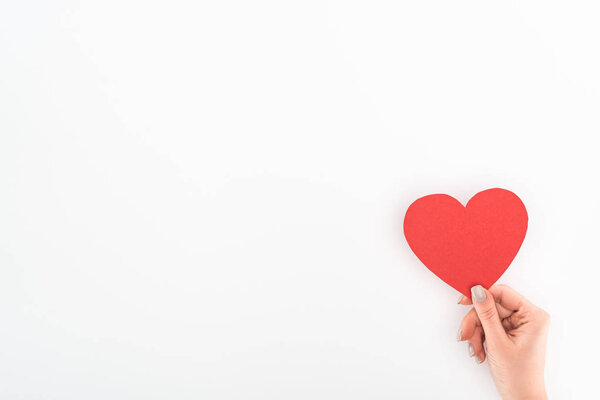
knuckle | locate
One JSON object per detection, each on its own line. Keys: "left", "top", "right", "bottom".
{"left": 515, "top": 299, "right": 525, "bottom": 310}
{"left": 539, "top": 309, "right": 551, "bottom": 325}
{"left": 477, "top": 306, "right": 497, "bottom": 321}
{"left": 527, "top": 307, "right": 550, "bottom": 326}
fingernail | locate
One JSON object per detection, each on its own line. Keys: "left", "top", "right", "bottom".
{"left": 471, "top": 285, "right": 486, "bottom": 303}
{"left": 457, "top": 294, "right": 464, "bottom": 304}
{"left": 467, "top": 343, "right": 475, "bottom": 357}
{"left": 475, "top": 355, "right": 483, "bottom": 364}
{"left": 456, "top": 328, "right": 462, "bottom": 342}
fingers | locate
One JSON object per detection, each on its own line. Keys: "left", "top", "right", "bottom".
{"left": 495, "top": 302, "right": 514, "bottom": 320}
{"left": 458, "top": 308, "right": 479, "bottom": 342}
{"left": 461, "top": 286, "right": 516, "bottom": 318}
{"left": 457, "top": 295, "right": 472, "bottom": 305}
{"left": 459, "top": 303, "right": 515, "bottom": 337}
{"left": 470, "top": 285, "right": 508, "bottom": 346}
{"left": 466, "top": 326, "right": 486, "bottom": 364}
{"left": 459, "top": 286, "right": 519, "bottom": 323}
{"left": 489, "top": 285, "right": 551, "bottom": 332}
{"left": 488, "top": 284, "right": 528, "bottom": 312}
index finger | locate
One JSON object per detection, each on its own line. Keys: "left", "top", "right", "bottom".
{"left": 489, "top": 284, "right": 528, "bottom": 311}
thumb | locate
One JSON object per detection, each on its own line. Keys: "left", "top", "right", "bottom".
{"left": 471, "top": 285, "right": 507, "bottom": 345}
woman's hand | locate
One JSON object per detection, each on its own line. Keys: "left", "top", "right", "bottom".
{"left": 457, "top": 284, "right": 550, "bottom": 400}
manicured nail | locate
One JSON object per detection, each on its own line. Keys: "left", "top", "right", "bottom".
{"left": 475, "top": 355, "right": 483, "bottom": 364}
{"left": 471, "top": 285, "right": 486, "bottom": 303}
{"left": 456, "top": 328, "right": 462, "bottom": 341}
{"left": 467, "top": 343, "right": 475, "bottom": 357}
{"left": 457, "top": 294, "right": 464, "bottom": 304}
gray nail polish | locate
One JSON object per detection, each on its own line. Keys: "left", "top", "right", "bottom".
{"left": 475, "top": 355, "right": 483, "bottom": 364}
{"left": 468, "top": 343, "right": 475, "bottom": 357}
{"left": 457, "top": 294, "right": 464, "bottom": 304}
{"left": 456, "top": 328, "right": 462, "bottom": 342}
{"left": 471, "top": 285, "right": 486, "bottom": 303}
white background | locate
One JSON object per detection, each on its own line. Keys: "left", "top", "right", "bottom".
{"left": 1, "top": 1, "right": 599, "bottom": 399}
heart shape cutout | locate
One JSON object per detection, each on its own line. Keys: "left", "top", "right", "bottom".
{"left": 403, "top": 188, "right": 528, "bottom": 298}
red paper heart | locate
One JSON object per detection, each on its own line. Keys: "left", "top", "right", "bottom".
{"left": 403, "top": 188, "right": 528, "bottom": 298}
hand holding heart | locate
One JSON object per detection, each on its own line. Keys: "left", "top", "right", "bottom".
{"left": 458, "top": 285, "right": 550, "bottom": 400}
{"left": 403, "top": 188, "right": 548, "bottom": 399}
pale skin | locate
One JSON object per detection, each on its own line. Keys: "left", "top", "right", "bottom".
{"left": 457, "top": 284, "right": 550, "bottom": 400}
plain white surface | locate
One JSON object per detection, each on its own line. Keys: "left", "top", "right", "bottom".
{"left": 1, "top": 1, "right": 599, "bottom": 398}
